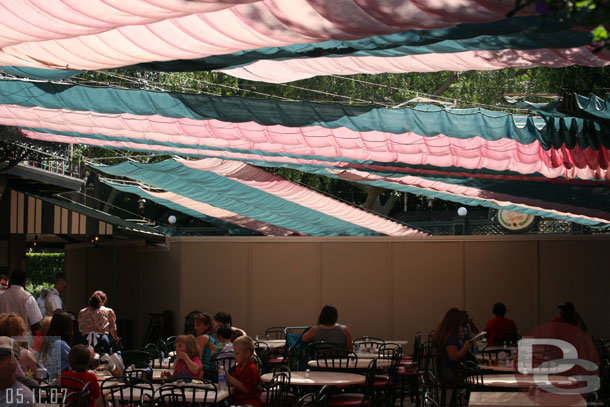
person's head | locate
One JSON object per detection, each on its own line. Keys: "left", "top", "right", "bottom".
{"left": 213, "top": 312, "right": 232, "bottom": 328}
{"left": 0, "top": 313, "right": 27, "bottom": 337}
{"left": 93, "top": 290, "right": 107, "bottom": 305}
{"left": 88, "top": 291, "right": 105, "bottom": 309}
{"left": 492, "top": 302, "right": 507, "bottom": 317}
{"left": 558, "top": 302, "right": 577, "bottom": 324}
{"left": 194, "top": 313, "right": 215, "bottom": 336}
{"left": 175, "top": 335, "right": 199, "bottom": 359}
{"left": 217, "top": 325, "right": 233, "bottom": 342}
{"left": 0, "top": 274, "right": 8, "bottom": 291}
{"left": 55, "top": 277, "right": 67, "bottom": 293}
{"left": 68, "top": 344, "right": 92, "bottom": 373}
{"left": 40, "top": 287, "right": 49, "bottom": 298}
{"left": 432, "top": 308, "right": 462, "bottom": 352}
{"left": 0, "top": 336, "right": 20, "bottom": 384}
{"left": 233, "top": 335, "right": 254, "bottom": 366}
{"left": 318, "top": 304, "right": 339, "bottom": 326}
{"left": 459, "top": 310, "right": 470, "bottom": 323}
{"left": 10, "top": 269, "right": 27, "bottom": 287}
{"left": 39, "top": 316, "right": 52, "bottom": 336}
{"left": 43, "top": 311, "right": 74, "bottom": 353}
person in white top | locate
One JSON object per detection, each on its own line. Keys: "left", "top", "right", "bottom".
{"left": 0, "top": 269, "right": 42, "bottom": 334}
{"left": 36, "top": 288, "right": 49, "bottom": 317}
{"left": 45, "top": 278, "right": 67, "bottom": 316}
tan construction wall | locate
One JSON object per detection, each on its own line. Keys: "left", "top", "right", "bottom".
{"left": 65, "top": 235, "right": 610, "bottom": 350}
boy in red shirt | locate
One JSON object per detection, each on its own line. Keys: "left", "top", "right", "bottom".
{"left": 226, "top": 335, "right": 262, "bottom": 407}
{"left": 60, "top": 345, "right": 102, "bottom": 407}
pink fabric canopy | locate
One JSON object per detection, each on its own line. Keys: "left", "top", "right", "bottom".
{"left": 0, "top": 0, "right": 535, "bottom": 70}
{"left": 219, "top": 47, "right": 610, "bottom": 82}
{"left": 11, "top": 106, "right": 610, "bottom": 181}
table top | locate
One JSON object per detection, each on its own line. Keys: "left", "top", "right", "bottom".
{"left": 256, "top": 339, "right": 285, "bottom": 349}
{"left": 102, "top": 382, "right": 229, "bottom": 403}
{"left": 261, "top": 371, "right": 365, "bottom": 386}
{"left": 468, "top": 391, "right": 586, "bottom": 406}
{"left": 482, "top": 374, "right": 578, "bottom": 388}
{"left": 94, "top": 368, "right": 165, "bottom": 382}
{"left": 307, "top": 358, "right": 391, "bottom": 370}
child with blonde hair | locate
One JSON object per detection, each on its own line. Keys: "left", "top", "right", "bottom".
{"left": 161, "top": 334, "right": 202, "bottom": 380}
{"left": 226, "top": 335, "right": 261, "bottom": 406}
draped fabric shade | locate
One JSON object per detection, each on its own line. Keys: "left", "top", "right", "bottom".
{"left": 94, "top": 159, "right": 424, "bottom": 236}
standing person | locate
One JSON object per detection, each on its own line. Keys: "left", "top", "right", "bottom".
{"left": 193, "top": 313, "right": 216, "bottom": 363}
{"left": 302, "top": 304, "right": 353, "bottom": 350}
{"left": 0, "top": 336, "right": 34, "bottom": 406}
{"left": 214, "top": 312, "right": 246, "bottom": 342}
{"left": 78, "top": 291, "right": 119, "bottom": 354}
{"left": 0, "top": 269, "right": 42, "bottom": 334}
{"left": 485, "top": 303, "right": 518, "bottom": 345}
{"left": 226, "top": 335, "right": 262, "bottom": 407}
{"left": 36, "top": 288, "right": 49, "bottom": 317}
{"left": 45, "top": 278, "right": 67, "bottom": 316}
{"left": 0, "top": 274, "right": 8, "bottom": 291}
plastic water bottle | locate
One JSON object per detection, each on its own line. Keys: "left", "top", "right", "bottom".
{"left": 218, "top": 367, "right": 227, "bottom": 392}
{"left": 305, "top": 369, "right": 311, "bottom": 378}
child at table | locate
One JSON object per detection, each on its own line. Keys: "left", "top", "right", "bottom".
{"left": 161, "top": 334, "right": 202, "bottom": 381}
{"left": 59, "top": 344, "right": 103, "bottom": 407}
{"left": 210, "top": 325, "right": 234, "bottom": 360}
{"left": 226, "top": 335, "right": 262, "bottom": 407}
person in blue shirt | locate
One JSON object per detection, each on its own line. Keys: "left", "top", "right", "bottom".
{"left": 40, "top": 311, "right": 73, "bottom": 380}
{"left": 432, "top": 308, "right": 472, "bottom": 385}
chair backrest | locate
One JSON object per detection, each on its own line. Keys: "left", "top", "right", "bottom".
{"left": 154, "top": 392, "right": 187, "bottom": 407}
{"left": 353, "top": 337, "right": 385, "bottom": 353}
{"left": 480, "top": 348, "right": 507, "bottom": 362}
{"left": 33, "top": 385, "right": 73, "bottom": 407}
{"left": 263, "top": 370, "right": 289, "bottom": 407}
{"left": 296, "top": 392, "right": 317, "bottom": 407}
{"left": 284, "top": 326, "right": 310, "bottom": 336}
{"left": 254, "top": 340, "right": 271, "bottom": 372}
{"left": 125, "top": 367, "right": 153, "bottom": 384}
{"left": 305, "top": 341, "right": 347, "bottom": 361}
{"left": 157, "top": 381, "right": 218, "bottom": 406}
{"left": 121, "top": 350, "right": 151, "bottom": 368}
{"left": 214, "top": 353, "right": 236, "bottom": 374}
{"left": 312, "top": 349, "right": 358, "bottom": 372}
{"left": 57, "top": 376, "right": 90, "bottom": 407}
{"left": 265, "top": 327, "right": 286, "bottom": 340}
{"left": 101, "top": 379, "right": 155, "bottom": 407}
{"left": 463, "top": 360, "right": 484, "bottom": 389}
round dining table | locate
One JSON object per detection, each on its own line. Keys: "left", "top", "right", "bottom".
{"left": 482, "top": 374, "right": 578, "bottom": 388}
{"left": 261, "top": 371, "right": 365, "bottom": 386}
{"left": 307, "top": 358, "right": 391, "bottom": 370}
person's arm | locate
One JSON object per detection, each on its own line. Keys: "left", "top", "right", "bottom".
{"left": 197, "top": 335, "right": 210, "bottom": 359}
{"left": 342, "top": 325, "right": 353, "bottom": 351}
{"left": 107, "top": 309, "right": 119, "bottom": 342}
{"left": 226, "top": 372, "right": 249, "bottom": 393}
{"left": 446, "top": 341, "right": 472, "bottom": 362}
{"left": 26, "top": 296, "right": 43, "bottom": 334}
{"left": 48, "top": 293, "right": 62, "bottom": 313}
{"left": 174, "top": 351, "right": 201, "bottom": 376}
{"left": 301, "top": 326, "right": 317, "bottom": 343}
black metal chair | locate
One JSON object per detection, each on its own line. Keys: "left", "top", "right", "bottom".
{"left": 57, "top": 376, "right": 91, "bottom": 407}
{"left": 255, "top": 340, "right": 272, "bottom": 373}
{"left": 265, "top": 326, "right": 286, "bottom": 340}
{"left": 154, "top": 392, "right": 187, "bottom": 407}
{"left": 261, "top": 370, "right": 290, "bottom": 407}
{"left": 157, "top": 381, "right": 219, "bottom": 406}
{"left": 310, "top": 349, "right": 359, "bottom": 373}
{"left": 305, "top": 341, "right": 348, "bottom": 363}
{"left": 326, "top": 358, "right": 377, "bottom": 407}
{"left": 353, "top": 336, "right": 385, "bottom": 353}
{"left": 101, "top": 377, "right": 155, "bottom": 407}
{"left": 214, "top": 353, "right": 236, "bottom": 374}
{"left": 121, "top": 350, "right": 151, "bottom": 368}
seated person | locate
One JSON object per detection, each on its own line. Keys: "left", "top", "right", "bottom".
{"left": 432, "top": 308, "right": 472, "bottom": 386}
{"left": 59, "top": 345, "right": 102, "bottom": 407}
{"left": 214, "top": 312, "right": 246, "bottom": 342}
{"left": 211, "top": 325, "right": 234, "bottom": 361}
{"left": 0, "top": 313, "right": 39, "bottom": 379}
{"left": 458, "top": 310, "right": 479, "bottom": 343}
{"left": 0, "top": 336, "right": 35, "bottom": 406}
{"left": 302, "top": 304, "right": 352, "bottom": 350}
{"left": 226, "top": 336, "right": 262, "bottom": 407}
{"left": 161, "top": 335, "right": 202, "bottom": 381}
{"left": 552, "top": 301, "right": 587, "bottom": 332}
{"left": 485, "top": 303, "right": 518, "bottom": 345}
{"left": 40, "top": 311, "right": 73, "bottom": 380}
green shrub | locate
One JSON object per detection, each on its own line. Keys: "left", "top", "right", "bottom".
{"left": 25, "top": 253, "right": 64, "bottom": 286}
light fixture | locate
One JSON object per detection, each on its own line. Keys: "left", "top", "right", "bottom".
{"left": 168, "top": 215, "right": 177, "bottom": 224}
{"left": 457, "top": 207, "right": 468, "bottom": 217}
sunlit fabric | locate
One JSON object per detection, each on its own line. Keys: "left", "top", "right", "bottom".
{"left": 218, "top": 47, "right": 610, "bottom": 82}
{"left": 515, "top": 93, "right": 610, "bottom": 125}
{"left": 1, "top": 16, "right": 597, "bottom": 80}
{"left": 93, "top": 159, "right": 423, "bottom": 236}
{"left": 100, "top": 183, "right": 291, "bottom": 236}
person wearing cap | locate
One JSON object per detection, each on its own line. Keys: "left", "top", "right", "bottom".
{"left": 485, "top": 302, "right": 518, "bottom": 345}
{"left": 0, "top": 269, "right": 42, "bottom": 334}
{"left": 0, "top": 336, "right": 34, "bottom": 406}
{"left": 552, "top": 302, "right": 588, "bottom": 332}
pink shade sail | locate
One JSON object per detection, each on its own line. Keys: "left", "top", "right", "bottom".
{"left": 9, "top": 105, "right": 610, "bottom": 181}
{"left": 177, "top": 158, "right": 424, "bottom": 236}
{"left": 139, "top": 188, "right": 299, "bottom": 236}
{"left": 218, "top": 47, "right": 610, "bottom": 83}
{"left": 0, "top": 0, "right": 535, "bottom": 70}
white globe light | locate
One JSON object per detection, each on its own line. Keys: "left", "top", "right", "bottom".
{"left": 168, "top": 215, "right": 177, "bottom": 224}
{"left": 457, "top": 207, "right": 468, "bottom": 217}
